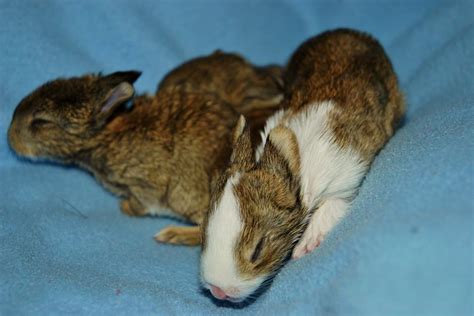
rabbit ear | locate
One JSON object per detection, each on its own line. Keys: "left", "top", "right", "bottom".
{"left": 101, "top": 70, "right": 142, "bottom": 86}
{"left": 258, "top": 64, "right": 284, "bottom": 89}
{"left": 260, "top": 126, "right": 300, "bottom": 178}
{"left": 94, "top": 70, "right": 141, "bottom": 123}
{"left": 95, "top": 82, "right": 135, "bottom": 125}
{"left": 102, "top": 82, "right": 134, "bottom": 112}
{"left": 230, "top": 115, "right": 255, "bottom": 172}
{"left": 232, "top": 115, "right": 248, "bottom": 145}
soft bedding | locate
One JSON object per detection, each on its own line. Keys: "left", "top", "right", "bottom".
{"left": 0, "top": 0, "right": 473, "bottom": 314}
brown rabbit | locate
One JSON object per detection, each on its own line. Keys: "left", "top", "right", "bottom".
{"left": 7, "top": 71, "right": 236, "bottom": 245}
{"left": 201, "top": 29, "right": 405, "bottom": 302}
{"left": 158, "top": 50, "right": 284, "bottom": 143}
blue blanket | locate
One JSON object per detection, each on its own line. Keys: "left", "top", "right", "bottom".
{"left": 1, "top": 0, "right": 472, "bottom": 314}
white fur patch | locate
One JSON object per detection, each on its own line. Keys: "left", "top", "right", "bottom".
{"left": 289, "top": 101, "right": 367, "bottom": 208}
{"left": 259, "top": 101, "right": 367, "bottom": 209}
{"left": 201, "top": 174, "right": 263, "bottom": 300}
{"left": 201, "top": 174, "right": 241, "bottom": 288}
{"left": 258, "top": 101, "right": 367, "bottom": 258}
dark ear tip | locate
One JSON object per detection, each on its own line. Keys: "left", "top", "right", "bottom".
{"left": 126, "top": 70, "right": 142, "bottom": 83}
{"left": 103, "top": 70, "right": 142, "bottom": 84}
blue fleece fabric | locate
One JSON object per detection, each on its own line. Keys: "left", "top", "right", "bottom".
{"left": 1, "top": 0, "right": 473, "bottom": 314}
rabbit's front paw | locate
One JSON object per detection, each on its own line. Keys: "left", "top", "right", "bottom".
{"left": 292, "top": 222, "right": 325, "bottom": 259}
{"left": 154, "top": 225, "right": 201, "bottom": 246}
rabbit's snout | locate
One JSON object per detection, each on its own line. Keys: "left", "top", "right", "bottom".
{"left": 8, "top": 113, "right": 34, "bottom": 157}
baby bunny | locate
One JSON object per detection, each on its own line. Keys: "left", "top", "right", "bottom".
{"left": 158, "top": 50, "right": 284, "bottom": 143}
{"left": 8, "top": 71, "right": 238, "bottom": 245}
{"left": 201, "top": 28, "right": 405, "bottom": 302}
{"left": 8, "top": 52, "right": 284, "bottom": 246}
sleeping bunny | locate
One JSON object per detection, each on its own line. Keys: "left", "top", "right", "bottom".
{"left": 201, "top": 28, "right": 405, "bottom": 302}
{"left": 158, "top": 50, "right": 283, "bottom": 143}
{"left": 7, "top": 52, "right": 283, "bottom": 246}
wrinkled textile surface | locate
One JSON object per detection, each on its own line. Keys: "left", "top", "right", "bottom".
{"left": 1, "top": 0, "right": 473, "bottom": 315}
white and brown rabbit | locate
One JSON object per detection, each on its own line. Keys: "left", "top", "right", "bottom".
{"left": 7, "top": 53, "right": 283, "bottom": 246}
{"left": 200, "top": 28, "right": 405, "bottom": 302}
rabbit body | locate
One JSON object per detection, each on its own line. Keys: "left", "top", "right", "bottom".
{"left": 158, "top": 50, "right": 283, "bottom": 143}
{"left": 201, "top": 29, "right": 405, "bottom": 302}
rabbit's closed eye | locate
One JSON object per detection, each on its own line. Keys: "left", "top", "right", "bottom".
{"left": 31, "top": 118, "right": 54, "bottom": 130}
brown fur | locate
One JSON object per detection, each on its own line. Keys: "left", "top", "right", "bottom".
{"left": 202, "top": 29, "right": 405, "bottom": 282}
{"left": 158, "top": 50, "right": 284, "bottom": 144}
{"left": 285, "top": 28, "right": 405, "bottom": 159}
{"left": 8, "top": 53, "right": 283, "bottom": 245}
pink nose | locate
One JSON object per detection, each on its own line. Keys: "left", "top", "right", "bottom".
{"left": 210, "top": 285, "right": 228, "bottom": 300}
